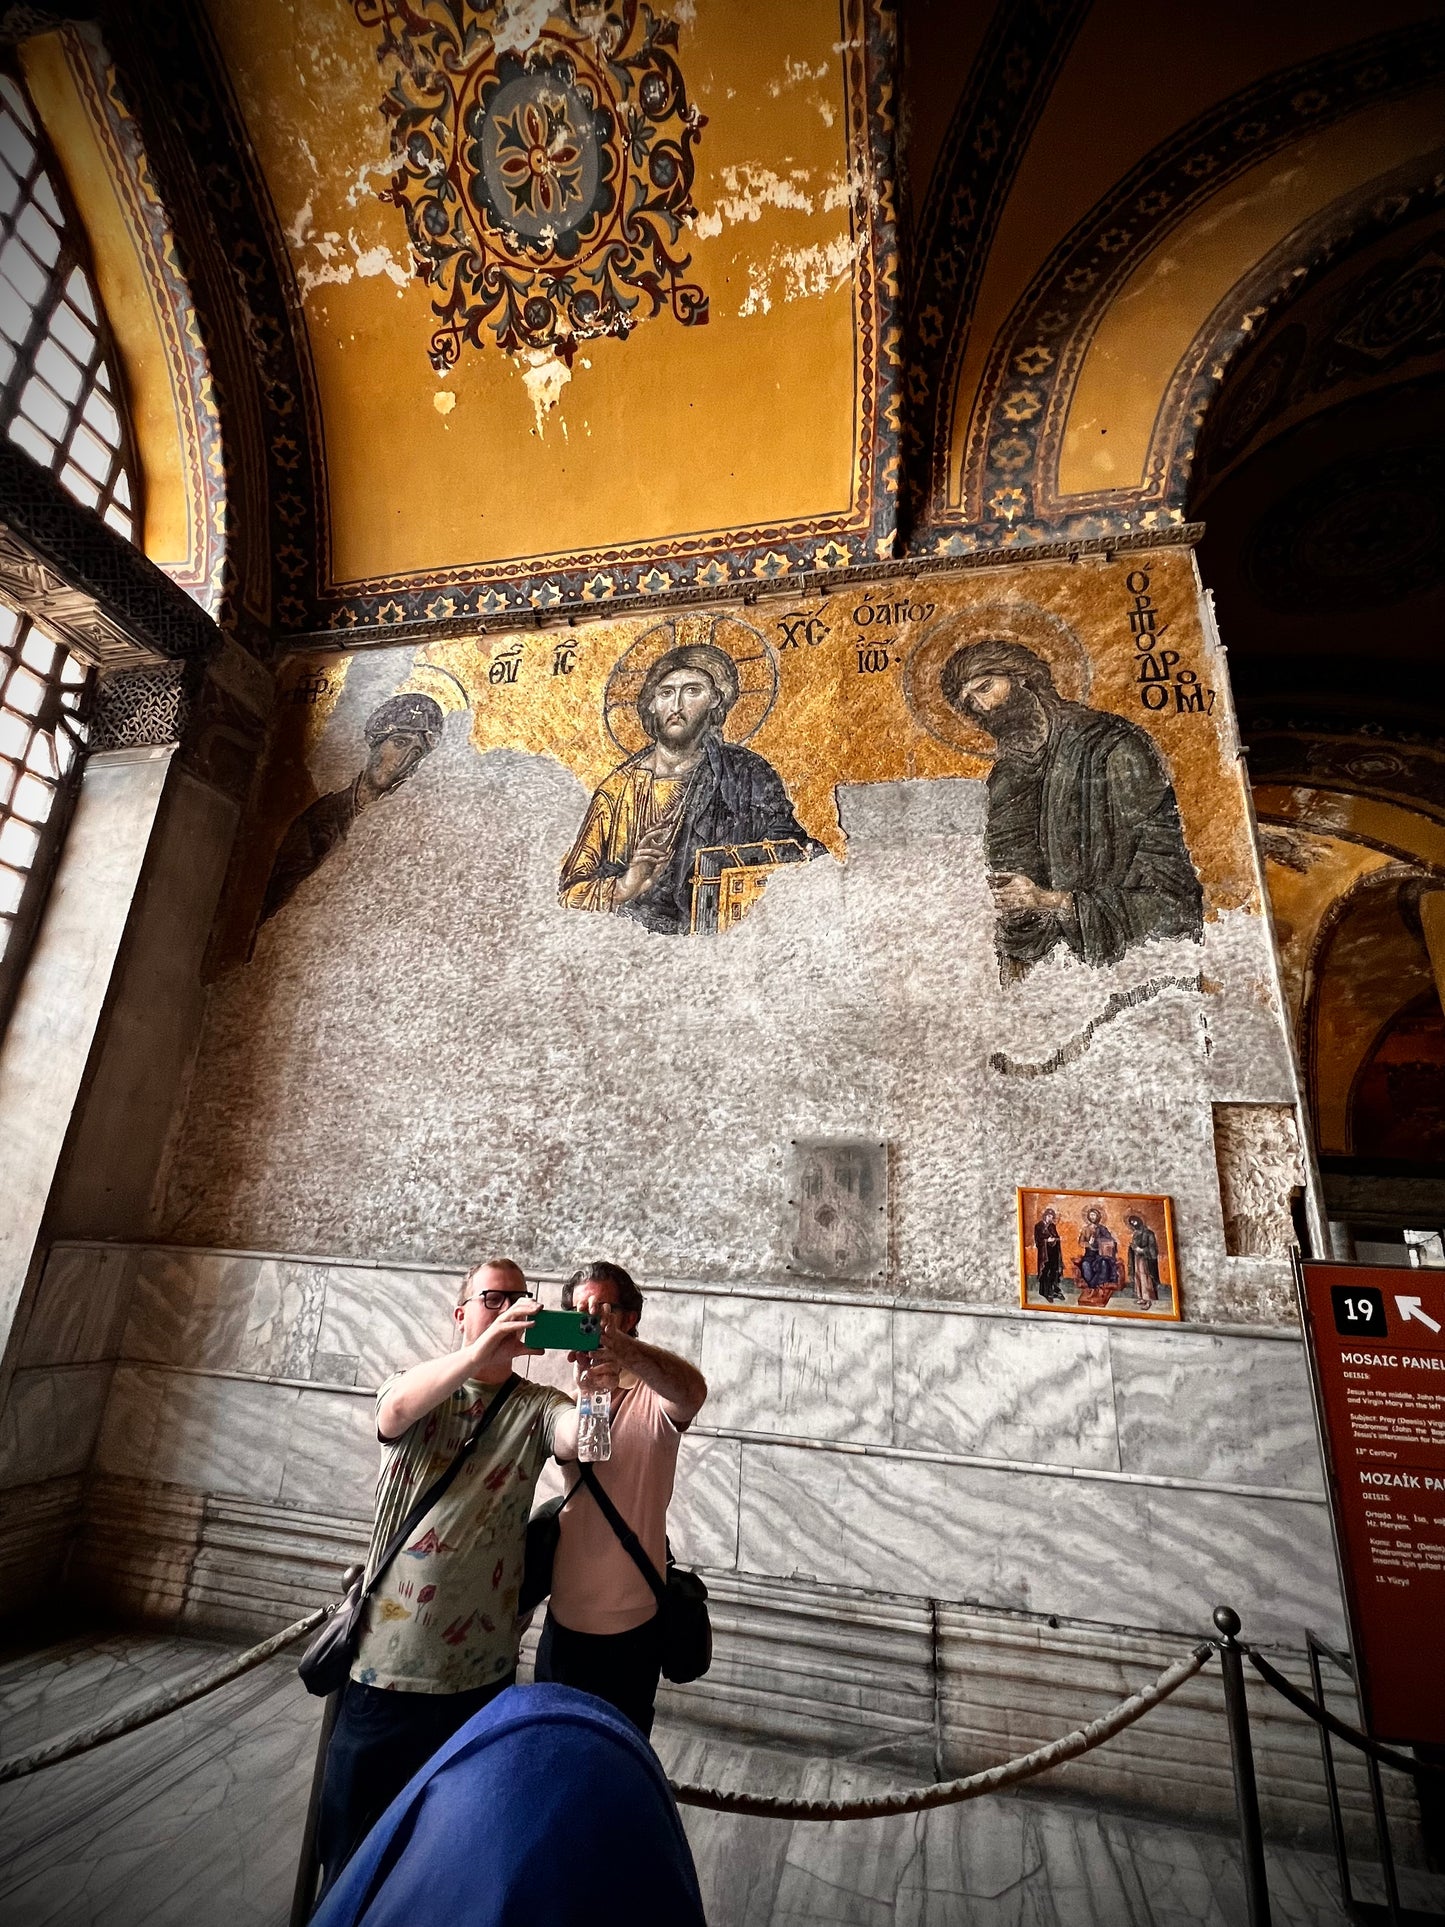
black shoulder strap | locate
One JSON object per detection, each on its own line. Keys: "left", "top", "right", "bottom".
{"left": 364, "top": 1374, "right": 521, "bottom": 1593}
{"left": 578, "top": 1463, "right": 666, "bottom": 1605}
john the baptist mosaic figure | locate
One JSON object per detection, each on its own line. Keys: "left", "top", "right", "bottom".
{"left": 939, "top": 638, "right": 1203, "bottom": 978}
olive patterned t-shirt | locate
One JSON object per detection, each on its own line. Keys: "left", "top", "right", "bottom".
{"left": 352, "top": 1374, "right": 570, "bottom": 1694}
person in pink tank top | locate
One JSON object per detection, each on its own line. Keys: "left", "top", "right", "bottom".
{"left": 536, "top": 1261, "right": 707, "bottom": 1737}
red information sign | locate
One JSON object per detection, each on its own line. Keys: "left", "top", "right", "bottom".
{"left": 1299, "top": 1260, "right": 1445, "bottom": 1745}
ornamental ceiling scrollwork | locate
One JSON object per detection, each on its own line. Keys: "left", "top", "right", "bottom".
{"left": 354, "top": 0, "right": 708, "bottom": 367}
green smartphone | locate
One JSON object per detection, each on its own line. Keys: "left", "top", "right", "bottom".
{"left": 522, "top": 1308, "right": 601, "bottom": 1353}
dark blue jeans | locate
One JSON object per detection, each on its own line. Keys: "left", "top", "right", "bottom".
{"left": 534, "top": 1610, "right": 663, "bottom": 1738}
{"left": 317, "top": 1672, "right": 515, "bottom": 1893}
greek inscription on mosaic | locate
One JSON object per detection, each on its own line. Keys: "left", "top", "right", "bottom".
{"left": 1127, "top": 569, "right": 1214, "bottom": 717}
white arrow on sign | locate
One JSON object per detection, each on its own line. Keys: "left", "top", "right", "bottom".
{"left": 1395, "top": 1295, "right": 1443, "bottom": 1335}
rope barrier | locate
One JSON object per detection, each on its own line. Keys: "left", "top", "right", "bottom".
{"left": 667, "top": 1640, "right": 1216, "bottom": 1821}
{"left": 0, "top": 1606, "right": 327, "bottom": 1785}
{"left": 1246, "top": 1650, "right": 1445, "bottom": 1780}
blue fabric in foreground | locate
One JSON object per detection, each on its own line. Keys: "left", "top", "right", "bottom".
{"left": 311, "top": 1683, "right": 706, "bottom": 1926}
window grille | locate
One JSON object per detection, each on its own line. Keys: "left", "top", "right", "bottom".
{"left": 0, "top": 67, "right": 138, "bottom": 540}
{"left": 0, "top": 602, "right": 89, "bottom": 989}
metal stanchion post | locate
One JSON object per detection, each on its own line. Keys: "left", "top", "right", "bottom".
{"left": 290, "top": 1687, "right": 341, "bottom": 1926}
{"left": 290, "top": 1565, "right": 361, "bottom": 1927}
{"left": 1214, "top": 1606, "right": 1273, "bottom": 1927}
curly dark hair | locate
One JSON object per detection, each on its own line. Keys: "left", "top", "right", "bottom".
{"left": 562, "top": 1259, "right": 644, "bottom": 1325}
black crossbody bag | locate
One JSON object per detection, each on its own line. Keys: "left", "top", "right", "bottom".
{"left": 575, "top": 1464, "right": 712, "bottom": 1684}
{"left": 297, "top": 1374, "right": 522, "bottom": 1698}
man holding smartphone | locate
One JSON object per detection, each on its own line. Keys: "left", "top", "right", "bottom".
{"left": 535, "top": 1260, "right": 707, "bottom": 1737}
{"left": 316, "top": 1257, "right": 580, "bottom": 1885}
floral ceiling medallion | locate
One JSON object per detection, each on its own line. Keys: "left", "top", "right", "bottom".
{"left": 354, "top": 1, "right": 709, "bottom": 368}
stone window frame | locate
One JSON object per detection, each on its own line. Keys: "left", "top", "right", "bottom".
{"left": 0, "top": 602, "right": 89, "bottom": 1017}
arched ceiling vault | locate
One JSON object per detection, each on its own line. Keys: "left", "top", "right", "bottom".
{"left": 5, "top": 0, "right": 1445, "bottom": 652}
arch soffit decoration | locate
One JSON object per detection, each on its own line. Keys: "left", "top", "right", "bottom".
{"left": 932, "top": 19, "right": 1445, "bottom": 555}
{"left": 22, "top": 23, "right": 230, "bottom": 619}
{"left": 96, "top": 0, "right": 327, "bottom": 647}
{"left": 903, "top": 0, "right": 1090, "bottom": 519}
{"left": 1297, "top": 859, "right": 1443, "bottom": 1156}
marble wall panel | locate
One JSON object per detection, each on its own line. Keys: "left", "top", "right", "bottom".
{"left": 699, "top": 1296, "right": 894, "bottom": 1444}
{"left": 96, "top": 1367, "right": 298, "bottom": 1503}
{"left": 1137, "top": 1482, "right": 1344, "bottom": 1644}
{"left": 313, "top": 1265, "right": 458, "bottom": 1384}
{"left": 892, "top": 1310, "right": 1119, "bottom": 1469}
{"left": 670, "top": 1433, "right": 741, "bottom": 1573}
{"left": 20, "top": 1246, "right": 138, "bottom": 1368}
{"left": 120, "top": 1248, "right": 257, "bottom": 1369}
{"left": 0, "top": 1364, "right": 113, "bottom": 1485}
{"left": 633, "top": 1289, "right": 706, "bottom": 1370}
{"left": 735, "top": 1444, "right": 1339, "bottom": 1644}
{"left": 231, "top": 1261, "right": 325, "bottom": 1379}
{"left": 1109, "top": 1329, "right": 1323, "bottom": 1492}
{"left": 93, "top": 1364, "right": 166, "bottom": 1481}
{"left": 277, "top": 1391, "right": 377, "bottom": 1518}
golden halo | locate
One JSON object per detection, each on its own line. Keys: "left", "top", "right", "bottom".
{"left": 604, "top": 613, "right": 778, "bottom": 756}
{"left": 902, "top": 601, "right": 1092, "bottom": 757}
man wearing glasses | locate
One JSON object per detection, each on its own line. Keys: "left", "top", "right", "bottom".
{"left": 317, "top": 1257, "right": 579, "bottom": 1884}
{"left": 535, "top": 1260, "right": 707, "bottom": 1737}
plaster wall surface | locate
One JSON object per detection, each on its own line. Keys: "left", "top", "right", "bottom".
{"left": 161, "top": 716, "right": 1298, "bottom": 1324}
{"left": 50, "top": 769, "right": 240, "bottom": 1241}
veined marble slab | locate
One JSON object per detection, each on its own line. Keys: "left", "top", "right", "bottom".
{"left": 20, "top": 1245, "right": 137, "bottom": 1368}
{"left": 0, "top": 1364, "right": 113, "bottom": 1485}
{"left": 670, "top": 1432, "right": 742, "bottom": 1574}
{"left": 313, "top": 1264, "right": 457, "bottom": 1382}
{"left": 735, "top": 1441, "right": 1343, "bottom": 1645}
{"left": 699, "top": 1295, "right": 894, "bottom": 1444}
{"left": 277, "top": 1389, "right": 378, "bottom": 1518}
{"left": 121, "top": 1248, "right": 263, "bottom": 1371}
{"left": 892, "top": 1309, "right": 1118, "bottom": 1470}
{"left": 96, "top": 1366, "right": 296, "bottom": 1504}
{"left": 1109, "top": 1325, "right": 1323, "bottom": 1492}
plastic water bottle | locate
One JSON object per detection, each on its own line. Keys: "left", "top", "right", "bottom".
{"left": 577, "top": 1385, "right": 612, "bottom": 1462}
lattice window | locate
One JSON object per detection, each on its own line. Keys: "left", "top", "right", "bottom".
{"left": 0, "top": 602, "right": 88, "bottom": 975}
{"left": 0, "top": 67, "right": 138, "bottom": 540}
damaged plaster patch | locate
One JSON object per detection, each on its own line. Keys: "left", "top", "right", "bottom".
{"left": 768, "top": 57, "right": 835, "bottom": 125}
{"left": 434, "top": 391, "right": 456, "bottom": 417}
{"left": 491, "top": 0, "right": 568, "bottom": 55}
{"left": 289, "top": 200, "right": 411, "bottom": 299}
{"left": 693, "top": 165, "right": 817, "bottom": 239}
{"left": 691, "top": 159, "right": 868, "bottom": 315}
{"left": 520, "top": 351, "right": 571, "bottom": 436}
{"left": 740, "top": 233, "right": 858, "bottom": 317}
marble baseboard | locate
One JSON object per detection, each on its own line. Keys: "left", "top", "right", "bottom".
{"left": 68, "top": 1475, "right": 366, "bottom": 1635}
{"left": 0, "top": 1475, "right": 83, "bottom": 1619}
{"left": 55, "top": 1478, "right": 1405, "bottom": 1854}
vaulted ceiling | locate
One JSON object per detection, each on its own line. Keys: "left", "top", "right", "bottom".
{"left": 11, "top": 0, "right": 1445, "bottom": 665}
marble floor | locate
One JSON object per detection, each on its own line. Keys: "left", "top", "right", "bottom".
{"left": 1, "top": 1631, "right": 1442, "bottom": 1927}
